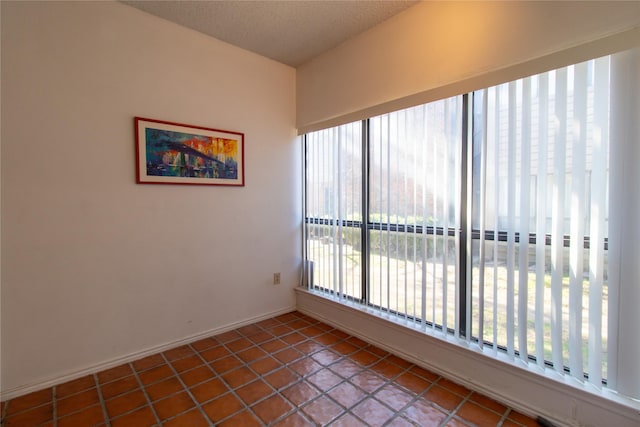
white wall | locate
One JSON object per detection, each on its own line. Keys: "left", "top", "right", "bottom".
{"left": 1, "top": 1, "right": 298, "bottom": 397}
{"left": 297, "top": 1, "right": 640, "bottom": 132}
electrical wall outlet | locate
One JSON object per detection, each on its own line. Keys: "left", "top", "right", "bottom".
{"left": 273, "top": 272, "right": 281, "bottom": 285}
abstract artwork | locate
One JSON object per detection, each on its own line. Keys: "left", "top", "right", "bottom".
{"left": 135, "top": 117, "right": 244, "bottom": 186}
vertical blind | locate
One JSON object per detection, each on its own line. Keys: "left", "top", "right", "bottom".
{"left": 471, "top": 58, "right": 610, "bottom": 384}
{"left": 304, "top": 56, "right": 611, "bottom": 389}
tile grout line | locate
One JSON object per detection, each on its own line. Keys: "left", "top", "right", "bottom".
{"left": 497, "top": 408, "right": 513, "bottom": 427}
{"left": 247, "top": 318, "right": 340, "bottom": 426}
{"left": 128, "top": 362, "right": 163, "bottom": 426}
{"left": 228, "top": 322, "right": 305, "bottom": 426}
{"left": 161, "top": 349, "right": 223, "bottom": 426}
{"left": 52, "top": 385, "right": 58, "bottom": 427}
{"left": 93, "top": 373, "right": 111, "bottom": 427}
{"left": 438, "top": 390, "right": 472, "bottom": 427}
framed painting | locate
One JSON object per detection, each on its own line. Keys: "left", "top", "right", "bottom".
{"left": 135, "top": 117, "right": 244, "bottom": 186}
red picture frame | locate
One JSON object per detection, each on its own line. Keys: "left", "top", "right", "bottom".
{"left": 135, "top": 117, "right": 244, "bottom": 186}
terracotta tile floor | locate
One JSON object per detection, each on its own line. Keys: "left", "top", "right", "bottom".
{"left": 0, "top": 311, "right": 540, "bottom": 426}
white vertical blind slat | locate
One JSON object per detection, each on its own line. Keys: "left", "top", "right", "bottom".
{"left": 535, "top": 73, "right": 549, "bottom": 368}
{"left": 588, "top": 57, "right": 609, "bottom": 386}
{"left": 569, "top": 63, "right": 588, "bottom": 377}
{"left": 478, "top": 90, "right": 489, "bottom": 348}
{"left": 492, "top": 86, "right": 501, "bottom": 354}
{"left": 551, "top": 67, "right": 568, "bottom": 372}
{"left": 507, "top": 81, "right": 517, "bottom": 357}
{"left": 519, "top": 77, "right": 532, "bottom": 362}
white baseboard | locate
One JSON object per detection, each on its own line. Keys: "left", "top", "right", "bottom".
{"left": 295, "top": 288, "right": 640, "bottom": 427}
{"left": 0, "top": 306, "right": 295, "bottom": 402}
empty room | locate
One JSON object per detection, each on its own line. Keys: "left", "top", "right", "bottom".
{"left": 1, "top": 1, "right": 639, "bottom": 426}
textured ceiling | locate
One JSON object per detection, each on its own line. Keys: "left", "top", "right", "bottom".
{"left": 122, "top": 1, "right": 419, "bottom": 67}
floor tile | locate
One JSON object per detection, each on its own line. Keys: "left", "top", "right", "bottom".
{"left": 110, "top": 406, "right": 157, "bottom": 426}
{"left": 249, "top": 331, "right": 276, "bottom": 344}
{"left": 311, "top": 349, "right": 341, "bottom": 366}
{"left": 201, "top": 392, "right": 243, "bottom": 422}
{"left": 350, "top": 370, "right": 387, "bottom": 393}
{"left": 260, "top": 338, "right": 289, "bottom": 353}
{"left": 351, "top": 397, "right": 395, "bottom": 427}
{"left": 255, "top": 318, "right": 280, "bottom": 329}
{"left": 153, "top": 392, "right": 195, "bottom": 420}
{"left": 4, "top": 403, "right": 53, "bottom": 426}
{"left": 330, "top": 412, "right": 368, "bottom": 427}
{"left": 209, "top": 355, "right": 243, "bottom": 374}
{"left": 152, "top": 391, "right": 195, "bottom": 421}
{"left": 236, "top": 379, "right": 274, "bottom": 405}
{"left": 468, "top": 392, "right": 508, "bottom": 414}
{"left": 97, "top": 364, "right": 132, "bottom": 384}
{"left": 264, "top": 367, "right": 299, "bottom": 390}
{"left": 301, "top": 395, "right": 343, "bottom": 425}
{"left": 273, "top": 347, "right": 304, "bottom": 364}
{"left": 170, "top": 354, "right": 204, "bottom": 372}
{"left": 374, "top": 384, "right": 414, "bottom": 411}
{"left": 272, "top": 412, "right": 315, "bottom": 426}
{"left": 162, "top": 408, "right": 210, "bottom": 427}
{"left": 218, "top": 409, "right": 263, "bottom": 427}
{"left": 99, "top": 375, "right": 139, "bottom": 399}
{"left": 409, "top": 365, "right": 440, "bottom": 382}
{"left": 56, "top": 375, "right": 96, "bottom": 398}
{"left": 289, "top": 357, "right": 323, "bottom": 377}
{"left": 386, "top": 415, "right": 420, "bottom": 427}
{"left": 436, "top": 378, "right": 471, "bottom": 397}
{"left": 104, "top": 388, "right": 148, "bottom": 418}
{"left": 179, "top": 365, "right": 215, "bottom": 387}
{"left": 282, "top": 332, "right": 307, "bottom": 345}
{"left": 0, "top": 311, "right": 539, "bottom": 427}
{"left": 371, "top": 359, "right": 405, "bottom": 379}
{"left": 295, "top": 340, "right": 325, "bottom": 355}
{"left": 423, "top": 385, "right": 464, "bottom": 412}
{"left": 132, "top": 354, "right": 165, "bottom": 371}
{"left": 402, "top": 399, "right": 448, "bottom": 426}
{"left": 506, "top": 410, "right": 540, "bottom": 427}
{"left": 6, "top": 388, "right": 52, "bottom": 414}
{"left": 332, "top": 341, "right": 359, "bottom": 356}
{"left": 214, "top": 330, "right": 242, "bottom": 343}
{"left": 56, "top": 387, "right": 100, "bottom": 417}
{"left": 346, "top": 336, "right": 368, "bottom": 348}
{"left": 144, "top": 376, "right": 185, "bottom": 402}
{"left": 190, "top": 337, "right": 218, "bottom": 352}
{"left": 57, "top": 404, "right": 104, "bottom": 427}
{"left": 269, "top": 325, "right": 294, "bottom": 336}
{"left": 455, "top": 400, "right": 503, "bottom": 427}
{"left": 226, "top": 337, "right": 253, "bottom": 352}
{"left": 250, "top": 356, "right": 283, "bottom": 375}
{"left": 445, "top": 416, "right": 473, "bottom": 427}
{"left": 221, "top": 366, "right": 257, "bottom": 388}
{"left": 395, "top": 371, "right": 432, "bottom": 394}
{"left": 306, "top": 368, "right": 343, "bottom": 392}
{"left": 281, "top": 381, "right": 321, "bottom": 406}
{"left": 190, "top": 378, "right": 229, "bottom": 404}
{"left": 327, "top": 380, "right": 366, "bottom": 408}
{"left": 199, "top": 345, "right": 230, "bottom": 362}
{"left": 349, "top": 349, "right": 382, "bottom": 367}
{"left": 237, "top": 324, "right": 263, "bottom": 336}
{"left": 137, "top": 364, "right": 174, "bottom": 386}
{"left": 237, "top": 346, "right": 268, "bottom": 363}
{"left": 329, "top": 359, "right": 363, "bottom": 379}
{"left": 251, "top": 393, "right": 293, "bottom": 424}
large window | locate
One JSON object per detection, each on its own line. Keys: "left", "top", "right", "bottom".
{"left": 304, "top": 56, "right": 613, "bottom": 389}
